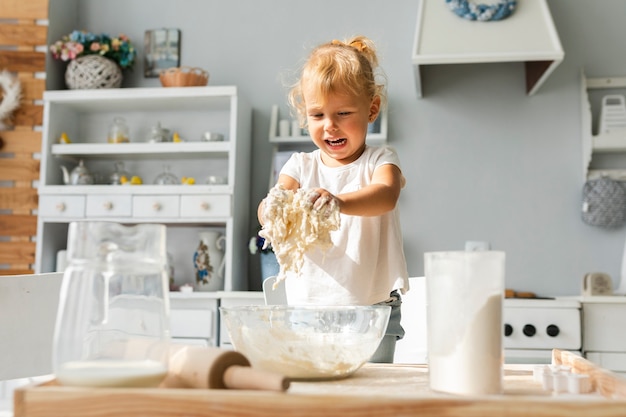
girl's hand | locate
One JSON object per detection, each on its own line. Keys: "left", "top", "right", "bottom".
{"left": 306, "top": 188, "right": 340, "bottom": 217}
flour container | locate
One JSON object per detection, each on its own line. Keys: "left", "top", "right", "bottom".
{"left": 52, "top": 221, "right": 171, "bottom": 387}
{"left": 424, "top": 251, "right": 505, "bottom": 395}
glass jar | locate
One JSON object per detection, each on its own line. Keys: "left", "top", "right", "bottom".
{"left": 154, "top": 165, "right": 179, "bottom": 185}
{"left": 108, "top": 117, "right": 130, "bottom": 143}
{"left": 109, "top": 161, "right": 130, "bottom": 185}
{"left": 149, "top": 122, "right": 170, "bottom": 143}
{"left": 52, "top": 221, "right": 171, "bottom": 387}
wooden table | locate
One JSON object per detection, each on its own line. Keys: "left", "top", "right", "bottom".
{"left": 14, "top": 351, "right": 626, "bottom": 417}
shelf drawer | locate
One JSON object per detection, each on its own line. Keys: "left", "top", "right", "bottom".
{"left": 86, "top": 195, "right": 132, "bottom": 217}
{"left": 170, "top": 308, "right": 214, "bottom": 339}
{"left": 180, "top": 195, "right": 230, "bottom": 218}
{"left": 39, "top": 195, "right": 85, "bottom": 218}
{"left": 133, "top": 195, "right": 180, "bottom": 218}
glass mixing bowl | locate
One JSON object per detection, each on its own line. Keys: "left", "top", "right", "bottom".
{"left": 219, "top": 305, "right": 390, "bottom": 380}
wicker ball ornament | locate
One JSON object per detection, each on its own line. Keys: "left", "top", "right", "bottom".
{"left": 65, "top": 55, "right": 123, "bottom": 89}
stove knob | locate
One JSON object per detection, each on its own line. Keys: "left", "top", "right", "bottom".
{"left": 546, "top": 324, "right": 560, "bottom": 337}
{"left": 504, "top": 324, "right": 513, "bottom": 337}
{"left": 523, "top": 324, "right": 536, "bottom": 337}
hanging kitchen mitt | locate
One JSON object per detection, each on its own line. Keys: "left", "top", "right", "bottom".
{"left": 582, "top": 177, "right": 626, "bottom": 228}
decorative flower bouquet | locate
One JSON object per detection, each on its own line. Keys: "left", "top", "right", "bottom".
{"left": 49, "top": 30, "right": 136, "bottom": 69}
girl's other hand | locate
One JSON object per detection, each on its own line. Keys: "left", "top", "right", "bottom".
{"left": 306, "top": 188, "right": 339, "bottom": 217}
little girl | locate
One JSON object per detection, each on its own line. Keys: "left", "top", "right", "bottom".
{"left": 258, "top": 36, "right": 409, "bottom": 363}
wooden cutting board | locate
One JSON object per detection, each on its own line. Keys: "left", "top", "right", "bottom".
{"left": 14, "top": 350, "right": 626, "bottom": 417}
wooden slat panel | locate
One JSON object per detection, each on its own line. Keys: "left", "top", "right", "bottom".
{"left": 0, "top": 130, "right": 41, "bottom": 153}
{"left": 0, "top": 214, "right": 37, "bottom": 236}
{"left": 0, "top": 268, "right": 34, "bottom": 276}
{"left": 12, "top": 103, "right": 43, "bottom": 126}
{"left": 0, "top": 8, "right": 48, "bottom": 271}
{"left": 0, "top": 0, "right": 49, "bottom": 20}
{"left": 18, "top": 76, "right": 45, "bottom": 101}
{"left": 0, "top": 188, "right": 37, "bottom": 210}
{"left": 0, "top": 23, "right": 47, "bottom": 46}
{"left": 0, "top": 241, "right": 35, "bottom": 264}
{"left": 0, "top": 50, "right": 45, "bottom": 73}
{"left": 0, "top": 159, "right": 40, "bottom": 181}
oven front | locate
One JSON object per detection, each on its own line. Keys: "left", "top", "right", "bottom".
{"left": 503, "top": 298, "right": 582, "bottom": 364}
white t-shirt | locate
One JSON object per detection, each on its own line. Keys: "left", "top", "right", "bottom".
{"left": 279, "top": 145, "right": 409, "bottom": 306}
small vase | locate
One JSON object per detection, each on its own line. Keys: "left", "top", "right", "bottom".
{"left": 65, "top": 55, "right": 123, "bottom": 90}
{"left": 193, "top": 231, "right": 226, "bottom": 292}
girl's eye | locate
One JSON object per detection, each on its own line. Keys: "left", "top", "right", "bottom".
{"left": 338, "top": 112, "right": 351, "bottom": 117}
{"left": 309, "top": 113, "right": 323, "bottom": 119}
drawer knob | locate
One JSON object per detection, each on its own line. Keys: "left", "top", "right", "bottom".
{"left": 153, "top": 202, "right": 162, "bottom": 211}
{"left": 200, "top": 201, "right": 210, "bottom": 211}
{"left": 56, "top": 202, "right": 66, "bottom": 212}
{"left": 103, "top": 201, "right": 113, "bottom": 211}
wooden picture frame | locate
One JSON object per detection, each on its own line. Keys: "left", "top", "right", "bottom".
{"left": 144, "top": 28, "right": 181, "bottom": 78}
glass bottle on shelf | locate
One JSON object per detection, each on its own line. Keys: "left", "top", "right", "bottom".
{"left": 109, "top": 161, "right": 130, "bottom": 185}
{"left": 154, "top": 165, "right": 179, "bottom": 185}
{"left": 108, "top": 117, "right": 130, "bottom": 143}
{"left": 149, "top": 121, "right": 170, "bottom": 143}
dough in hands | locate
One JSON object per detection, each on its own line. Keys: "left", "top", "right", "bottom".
{"left": 260, "top": 185, "right": 340, "bottom": 285}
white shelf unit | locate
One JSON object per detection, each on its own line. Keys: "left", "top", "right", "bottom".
{"left": 581, "top": 72, "right": 626, "bottom": 181}
{"left": 412, "top": 0, "right": 564, "bottom": 97}
{"left": 267, "top": 104, "right": 388, "bottom": 189}
{"left": 35, "top": 86, "right": 252, "bottom": 291}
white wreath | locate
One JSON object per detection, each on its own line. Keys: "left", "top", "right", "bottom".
{"left": 0, "top": 70, "right": 22, "bottom": 131}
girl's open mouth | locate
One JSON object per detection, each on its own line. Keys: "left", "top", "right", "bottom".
{"left": 326, "top": 138, "right": 347, "bottom": 147}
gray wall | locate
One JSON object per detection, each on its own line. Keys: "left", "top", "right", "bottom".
{"left": 50, "top": 0, "right": 626, "bottom": 295}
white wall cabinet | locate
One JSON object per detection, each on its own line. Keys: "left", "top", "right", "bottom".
{"left": 581, "top": 298, "right": 626, "bottom": 376}
{"left": 35, "top": 86, "right": 252, "bottom": 291}
{"left": 581, "top": 72, "right": 626, "bottom": 181}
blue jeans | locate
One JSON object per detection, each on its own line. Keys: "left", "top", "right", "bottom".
{"left": 370, "top": 290, "right": 404, "bottom": 363}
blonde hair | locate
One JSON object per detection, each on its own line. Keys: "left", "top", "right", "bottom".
{"left": 288, "top": 36, "right": 387, "bottom": 127}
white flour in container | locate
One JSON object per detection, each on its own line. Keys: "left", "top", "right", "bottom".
{"left": 428, "top": 293, "right": 503, "bottom": 395}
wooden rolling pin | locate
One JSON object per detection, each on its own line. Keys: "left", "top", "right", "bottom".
{"left": 161, "top": 345, "right": 290, "bottom": 392}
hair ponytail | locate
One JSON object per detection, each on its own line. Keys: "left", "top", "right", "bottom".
{"left": 332, "top": 36, "right": 379, "bottom": 70}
